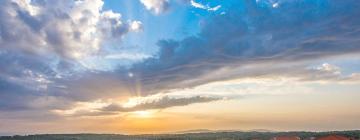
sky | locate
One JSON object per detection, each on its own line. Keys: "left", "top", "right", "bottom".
{"left": 0, "top": 0, "right": 360, "bottom": 135}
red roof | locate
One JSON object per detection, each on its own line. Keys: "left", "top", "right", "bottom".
{"left": 272, "top": 136, "right": 301, "bottom": 140}
{"left": 316, "top": 135, "right": 350, "bottom": 140}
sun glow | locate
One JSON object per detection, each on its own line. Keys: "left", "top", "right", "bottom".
{"left": 132, "top": 111, "right": 153, "bottom": 118}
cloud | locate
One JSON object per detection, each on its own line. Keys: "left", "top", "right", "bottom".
{"left": 105, "top": 53, "right": 151, "bottom": 61}
{"left": 298, "top": 63, "right": 360, "bottom": 82}
{"left": 140, "top": 0, "right": 170, "bottom": 15}
{"left": 128, "top": 0, "right": 360, "bottom": 95}
{"left": 129, "top": 21, "right": 143, "bottom": 32}
{"left": 0, "top": 0, "right": 140, "bottom": 62}
{"left": 101, "top": 95, "right": 221, "bottom": 112}
{"left": 190, "top": 0, "right": 221, "bottom": 11}
{"left": 0, "top": 78, "right": 72, "bottom": 112}
{"left": 19, "top": 0, "right": 360, "bottom": 107}
{"left": 55, "top": 95, "right": 222, "bottom": 117}
{"left": 0, "top": 0, "right": 142, "bottom": 115}
{"left": 52, "top": 62, "right": 360, "bottom": 117}
{"left": 1, "top": 0, "right": 360, "bottom": 121}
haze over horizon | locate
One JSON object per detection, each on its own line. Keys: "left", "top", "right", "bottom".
{"left": 1, "top": 0, "right": 360, "bottom": 135}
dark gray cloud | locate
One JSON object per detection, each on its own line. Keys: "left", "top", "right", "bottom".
{"left": 101, "top": 96, "right": 221, "bottom": 112}
{"left": 0, "top": 75, "right": 72, "bottom": 112}
{"left": 51, "top": 95, "right": 221, "bottom": 117}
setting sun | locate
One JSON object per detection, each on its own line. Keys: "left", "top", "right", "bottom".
{"left": 132, "top": 111, "right": 153, "bottom": 118}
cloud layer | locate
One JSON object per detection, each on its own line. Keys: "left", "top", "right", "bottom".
{"left": 101, "top": 95, "right": 221, "bottom": 112}
{"left": 0, "top": 0, "right": 141, "bottom": 112}
{"left": 1, "top": 0, "right": 360, "bottom": 120}
{"left": 129, "top": 0, "right": 360, "bottom": 95}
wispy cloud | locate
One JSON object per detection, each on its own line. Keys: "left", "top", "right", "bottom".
{"left": 190, "top": 0, "right": 221, "bottom": 11}
{"left": 52, "top": 95, "right": 222, "bottom": 117}
{"left": 102, "top": 95, "right": 221, "bottom": 112}
{"left": 105, "top": 53, "right": 151, "bottom": 61}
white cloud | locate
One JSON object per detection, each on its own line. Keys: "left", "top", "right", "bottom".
{"left": 140, "top": 0, "right": 170, "bottom": 15}
{"left": 130, "top": 21, "right": 143, "bottom": 32}
{"left": 316, "top": 63, "right": 341, "bottom": 74}
{"left": 53, "top": 94, "right": 221, "bottom": 116}
{"left": 209, "top": 5, "right": 222, "bottom": 11}
{"left": 272, "top": 3, "right": 279, "bottom": 8}
{"left": 0, "top": 0, "right": 141, "bottom": 63}
{"left": 190, "top": 0, "right": 221, "bottom": 11}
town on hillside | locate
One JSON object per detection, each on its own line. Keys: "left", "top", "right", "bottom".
{"left": 270, "top": 135, "right": 357, "bottom": 140}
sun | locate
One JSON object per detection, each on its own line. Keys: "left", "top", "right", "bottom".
{"left": 133, "top": 111, "right": 152, "bottom": 118}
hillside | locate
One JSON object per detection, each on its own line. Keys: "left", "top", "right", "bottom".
{"left": 1, "top": 130, "right": 359, "bottom": 140}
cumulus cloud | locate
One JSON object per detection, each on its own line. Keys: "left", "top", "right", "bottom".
{"left": 129, "top": 21, "right": 143, "bottom": 32}
{"left": 0, "top": 0, "right": 142, "bottom": 115}
{"left": 140, "top": 0, "right": 170, "bottom": 15}
{"left": 0, "top": 0, "right": 141, "bottom": 61}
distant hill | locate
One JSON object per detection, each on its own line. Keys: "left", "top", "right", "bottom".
{"left": 173, "top": 129, "right": 244, "bottom": 134}
{"left": 174, "top": 129, "right": 214, "bottom": 134}
{"left": 1, "top": 130, "right": 359, "bottom": 140}
{"left": 248, "top": 129, "right": 275, "bottom": 132}
{"left": 173, "top": 128, "right": 274, "bottom": 134}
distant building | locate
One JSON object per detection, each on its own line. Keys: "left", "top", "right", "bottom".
{"left": 271, "top": 136, "right": 301, "bottom": 140}
{"left": 316, "top": 135, "right": 350, "bottom": 140}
